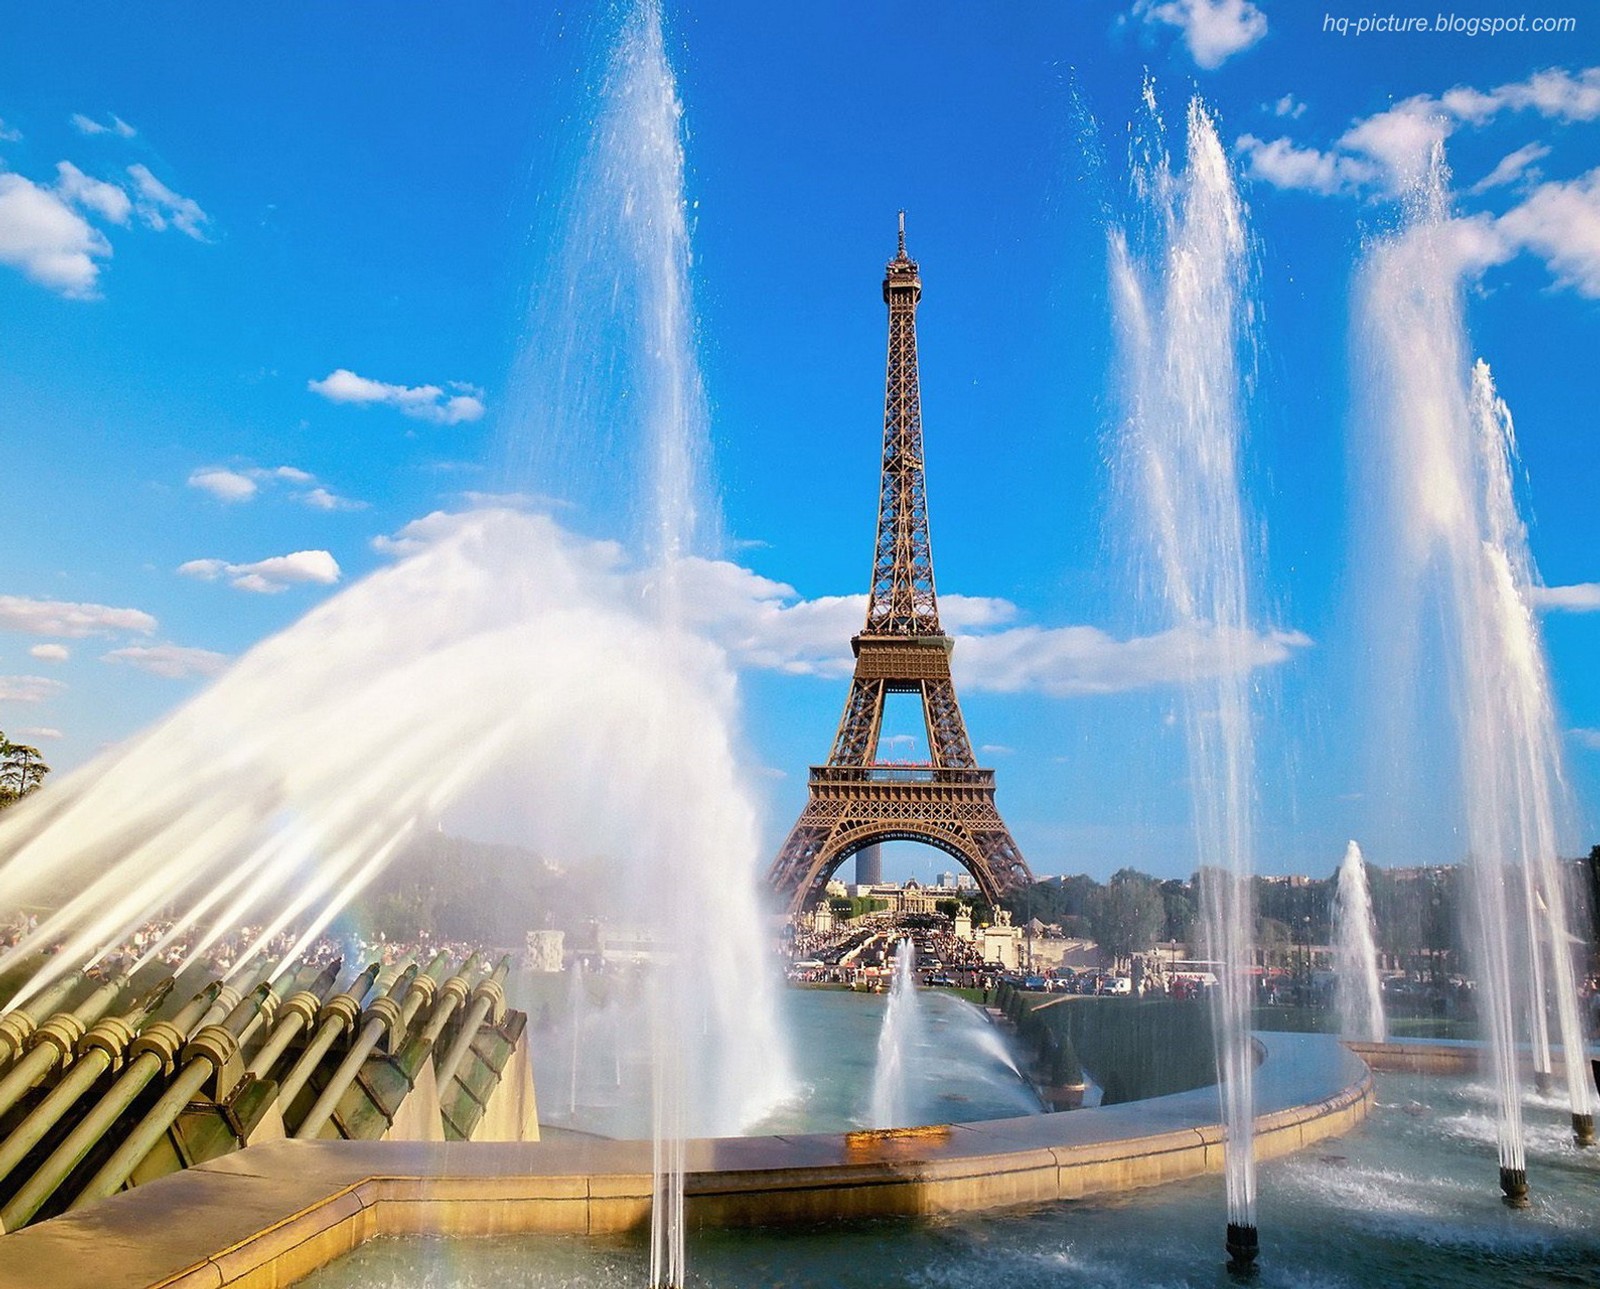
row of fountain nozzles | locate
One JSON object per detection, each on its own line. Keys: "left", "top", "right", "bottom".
{"left": 0, "top": 949, "right": 511, "bottom": 1230}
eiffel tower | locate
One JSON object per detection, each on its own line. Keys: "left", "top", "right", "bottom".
{"left": 767, "top": 216, "right": 1033, "bottom": 917}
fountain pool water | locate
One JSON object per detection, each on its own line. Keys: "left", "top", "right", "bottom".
{"left": 530, "top": 983, "right": 1042, "bottom": 1139}
{"left": 298, "top": 1064, "right": 1599, "bottom": 1289}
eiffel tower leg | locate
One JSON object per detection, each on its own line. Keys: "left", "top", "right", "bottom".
{"left": 768, "top": 803, "right": 841, "bottom": 917}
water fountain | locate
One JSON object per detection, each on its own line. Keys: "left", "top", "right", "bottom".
{"left": 1333, "top": 842, "right": 1385, "bottom": 1043}
{"left": 1109, "top": 86, "right": 1262, "bottom": 1274}
{"left": 1352, "top": 144, "right": 1598, "bottom": 1202}
{"left": 867, "top": 939, "right": 921, "bottom": 1129}
{"left": 566, "top": 956, "right": 586, "bottom": 1118}
{"left": 0, "top": 8, "right": 1596, "bottom": 1288}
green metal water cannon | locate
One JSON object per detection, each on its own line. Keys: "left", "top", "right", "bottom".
{"left": 0, "top": 980, "right": 222, "bottom": 1232}
{"left": 270, "top": 960, "right": 385, "bottom": 1112}
{"left": 68, "top": 977, "right": 283, "bottom": 1210}
{"left": 0, "top": 972, "right": 88, "bottom": 1069}
{"left": 418, "top": 952, "right": 482, "bottom": 1048}
{"left": 434, "top": 955, "right": 511, "bottom": 1091}
{"left": 291, "top": 960, "right": 430, "bottom": 1138}
{"left": 0, "top": 978, "right": 174, "bottom": 1192}
{"left": 0, "top": 974, "right": 129, "bottom": 1121}
{"left": 243, "top": 958, "right": 344, "bottom": 1082}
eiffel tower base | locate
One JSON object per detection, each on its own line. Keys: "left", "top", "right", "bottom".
{"left": 768, "top": 766, "right": 1030, "bottom": 918}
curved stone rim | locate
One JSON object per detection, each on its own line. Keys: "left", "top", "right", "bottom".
{"left": 0, "top": 1031, "right": 1373, "bottom": 1289}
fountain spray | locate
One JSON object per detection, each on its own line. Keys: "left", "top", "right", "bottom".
{"left": 1352, "top": 144, "right": 1597, "bottom": 1198}
{"left": 1333, "top": 842, "right": 1386, "bottom": 1043}
{"left": 869, "top": 939, "right": 923, "bottom": 1129}
{"left": 1111, "top": 88, "right": 1262, "bottom": 1274}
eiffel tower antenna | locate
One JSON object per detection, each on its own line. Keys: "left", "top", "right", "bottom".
{"left": 767, "top": 218, "right": 1032, "bottom": 917}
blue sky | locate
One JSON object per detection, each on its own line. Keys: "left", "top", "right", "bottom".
{"left": 1, "top": 1, "right": 1597, "bottom": 882}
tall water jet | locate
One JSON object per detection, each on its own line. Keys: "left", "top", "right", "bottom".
{"left": 1109, "top": 88, "right": 1261, "bottom": 1273}
{"left": 1333, "top": 842, "right": 1385, "bottom": 1043}
{"left": 868, "top": 939, "right": 921, "bottom": 1129}
{"left": 566, "top": 956, "right": 586, "bottom": 1117}
{"left": 1352, "top": 145, "right": 1597, "bottom": 1196}
{"left": 505, "top": 1, "right": 788, "bottom": 1281}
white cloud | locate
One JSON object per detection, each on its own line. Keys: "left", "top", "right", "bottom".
{"left": 14, "top": 727, "right": 62, "bottom": 741}
{"left": 300, "top": 486, "right": 366, "bottom": 512}
{"left": 0, "top": 675, "right": 65, "bottom": 704}
{"left": 53, "top": 161, "right": 131, "bottom": 225}
{"left": 28, "top": 644, "right": 69, "bottom": 663}
{"left": 186, "top": 462, "right": 362, "bottom": 510}
{"left": 953, "top": 623, "right": 1311, "bottom": 696}
{"left": 1570, "top": 728, "right": 1600, "bottom": 751}
{"left": 0, "top": 172, "right": 112, "bottom": 296}
{"left": 1470, "top": 142, "right": 1551, "bottom": 194}
{"left": 0, "top": 594, "right": 156, "bottom": 637}
{"left": 1530, "top": 581, "right": 1600, "bottom": 612}
{"left": 126, "top": 164, "right": 208, "bottom": 240}
{"left": 659, "top": 555, "right": 1306, "bottom": 695}
{"left": 0, "top": 119, "right": 21, "bottom": 143}
{"left": 1438, "top": 66, "right": 1600, "bottom": 125}
{"left": 187, "top": 466, "right": 259, "bottom": 502}
{"left": 101, "top": 644, "right": 229, "bottom": 680}
{"left": 308, "top": 368, "right": 486, "bottom": 425}
{"left": 1236, "top": 134, "right": 1374, "bottom": 196}
{"left": 1242, "top": 65, "right": 1600, "bottom": 198}
{"left": 1495, "top": 168, "right": 1600, "bottom": 298}
{"left": 178, "top": 550, "right": 342, "bottom": 594}
{"left": 70, "top": 112, "right": 136, "bottom": 139}
{"left": 1337, "top": 103, "right": 1449, "bottom": 190}
{"left": 1137, "top": 0, "right": 1267, "bottom": 70}
{"left": 1269, "top": 94, "right": 1306, "bottom": 120}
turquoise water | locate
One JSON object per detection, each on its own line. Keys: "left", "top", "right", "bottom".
{"left": 531, "top": 985, "right": 1042, "bottom": 1139}
{"left": 303, "top": 1070, "right": 1600, "bottom": 1287}
{"left": 302, "top": 1074, "right": 1600, "bottom": 1285}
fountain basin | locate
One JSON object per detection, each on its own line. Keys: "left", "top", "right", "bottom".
{"left": 0, "top": 1032, "right": 1371, "bottom": 1288}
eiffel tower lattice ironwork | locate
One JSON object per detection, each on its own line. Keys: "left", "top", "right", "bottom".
{"left": 767, "top": 216, "right": 1033, "bottom": 917}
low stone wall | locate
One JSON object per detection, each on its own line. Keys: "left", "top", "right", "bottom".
{"left": 0, "top": 1032, "right": 1373, "bottom": 1289}
{"left": 1347, "top": 1038, "right": 1600, "bottom": 1083}
{"left": 1003, "top": 992, "right": 1217, "bottom": 1104}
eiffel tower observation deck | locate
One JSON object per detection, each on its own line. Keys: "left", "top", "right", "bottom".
{"left": 767, "top": 216, "right": 1033, "bottom": 917}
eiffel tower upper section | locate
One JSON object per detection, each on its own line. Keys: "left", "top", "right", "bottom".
{"left": 866, "top": 212, "right": 942, "bottom": 640}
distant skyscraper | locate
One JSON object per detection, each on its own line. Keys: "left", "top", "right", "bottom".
{"left": 856, "top": 844, "right": 883, "bottom": 885}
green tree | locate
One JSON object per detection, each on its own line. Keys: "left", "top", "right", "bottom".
{"left": 1159, "top": 878, "right": 1196, "bottom": 944}
{"left": 0, "top": 733, "right": 49, "bottom": 808}
{"left": 1088, "top": 869, "right": 1164, "bottom": 968}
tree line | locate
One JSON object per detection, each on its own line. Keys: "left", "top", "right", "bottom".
{"left": 1000, "top": 850, "right": 1600, "bottom": 970}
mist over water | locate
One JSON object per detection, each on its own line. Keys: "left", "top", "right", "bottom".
{"left": 1110, "top": 89, "right": 1261, "bottom": 1229}
{"left": 1352, "top": 146, "right": 1595, "bottom": 1174}
{"left": 0, "top": 510, "right": 788, "bottom": 1132}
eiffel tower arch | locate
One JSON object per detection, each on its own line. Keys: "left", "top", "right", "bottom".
{"left": 767, "top": 217, "right": 1033, "bottom": 918}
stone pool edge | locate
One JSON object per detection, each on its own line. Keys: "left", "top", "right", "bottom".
{"left": 0, "top": 1032, "right": 1374, "bottom": 1289}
